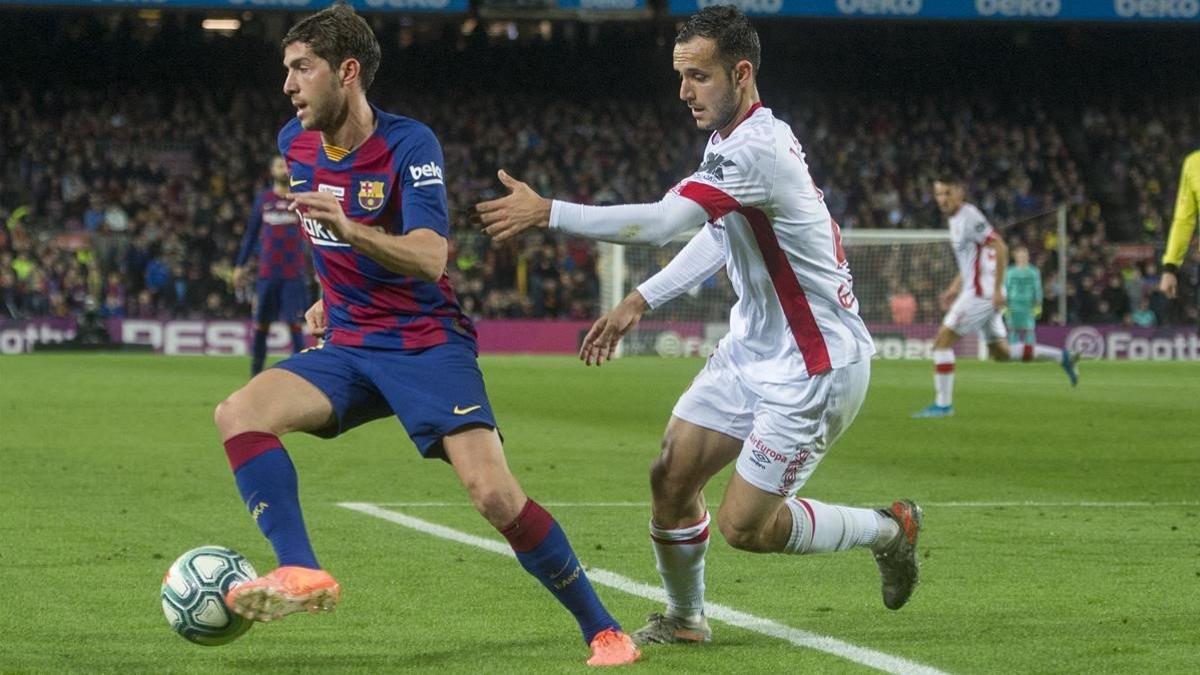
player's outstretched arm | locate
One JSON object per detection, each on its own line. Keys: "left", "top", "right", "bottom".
{"left": 636, "top": 226, "right": 726, "bottom": 306}
{"left": 580, "top": 292, "right": 648, "bottom": 366}
{"left": 476, "top": 170, "right": 710, "bottom": 247}
{"left": 580, "top": 227, "right": 724, "bottom": 366}
{"left": 474, "top": 170, "right": 552, "bottom": 242}
{"left": 939, "top": 274, "right": 962, "bottom": 310}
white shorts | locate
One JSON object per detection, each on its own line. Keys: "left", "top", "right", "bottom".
{"left": 943, "top": 293, "right": 1006, "bottom": 342}
{"left": 671, "top": 345, "right": 870, "bottom": 497}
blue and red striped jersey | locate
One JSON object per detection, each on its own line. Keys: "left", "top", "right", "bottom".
{"left": 235, "top": 188, "right": 308, "bottom": 280}
{"left": 278, "top": 107, "right": 476, "bottom": 351}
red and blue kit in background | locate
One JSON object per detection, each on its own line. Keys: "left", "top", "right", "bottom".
{"left": 235, "top": 189, "right": 311, "bottom": 326}
{"left": 273, "top": 108, "right": 494, "bottom": 455}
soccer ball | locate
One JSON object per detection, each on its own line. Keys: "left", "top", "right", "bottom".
{"left": 161, "top": 545, "right": 257, "bottom": 646}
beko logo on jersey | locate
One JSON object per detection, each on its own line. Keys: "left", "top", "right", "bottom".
{"left": 301, "top": 216, "right": 350, "bottom": 247}
{"left": 975, "top": 0, "right": 1060, "bottom": 17}
{"left": 409, "top": 162, "right": 444, "bottom": 187}
{"left": 836, "top": 0, "right": 922, "bottom": 16}
{"left": 302, "top": 216, "right": 385, "bottom": 248}
{"left": 300, "top": 184, "right": 351, "bottom": 246}
{"left": 1115, "top": 0, "right": 1198, "bottom": 18}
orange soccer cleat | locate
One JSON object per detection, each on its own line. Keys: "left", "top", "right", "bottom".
{"left": 586, "top": 627, "right": 642, "bottom": 667}
{"left": 224, "top": 565, "right": 341, "bottom": 623}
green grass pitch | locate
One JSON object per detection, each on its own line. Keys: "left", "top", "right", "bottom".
{"left": 1, "top": 354, "right": 1197, "bottom": 673}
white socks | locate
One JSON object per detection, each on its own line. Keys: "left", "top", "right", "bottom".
{"left": 933, "top": 348, "right": 955, "bottom": 407}
{"left": 650, "top": 512, "right": 710, "bottom": 622}
{"left": 784, "top": 498, "right": 896, "bottom": 554}
{"left": 1012, "top": 343, "right": 1063, "bottom": 362}
{"left": 933, "top": 342, "right": 1067, "bottom": 408}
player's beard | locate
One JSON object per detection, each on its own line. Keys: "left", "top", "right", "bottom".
{"left": 702, "top": 85, "right": 741, "bottom": 133}
{"left": 306, "top": 82, "right": 347, "bottom": 132}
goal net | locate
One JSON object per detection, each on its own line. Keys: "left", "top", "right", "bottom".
{"left": 598, "top": 207, "right": 1065, "bottom": 359}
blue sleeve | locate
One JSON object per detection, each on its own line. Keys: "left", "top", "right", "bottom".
{"left": 394, "top": 124, "right": 449, "bottom": 237}
{"left": 1033, "top": 268, "right": 1043, "bottom": 304}
{"left": 277, "top": 119, "right": 302, "bottom": 157}
{"left": 235, "top": 193, "right": 265, "bottom": 267}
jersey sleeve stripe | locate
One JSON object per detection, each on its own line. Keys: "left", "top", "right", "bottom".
{"left": 742, "top": 206, "right": 832, "bottom": 377}
{"left": 974, "top": 243, "right": 984, "bottom": 296}
{"left": 678, "top": 181, "right": 741, "bottom": 220}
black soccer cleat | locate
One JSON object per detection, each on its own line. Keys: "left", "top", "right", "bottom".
{"left": 873, "top": 500, "right": 923, "bottom": 610}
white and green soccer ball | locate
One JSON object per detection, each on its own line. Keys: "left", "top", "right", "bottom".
{"left": 161, "top": 545, "right": 257, "bottom": 646}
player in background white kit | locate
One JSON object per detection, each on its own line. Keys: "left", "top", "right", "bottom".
{"left": 476, "top": 6, "right": 923, "bottom": 647}
{"left": 912, "top": 173, "right": 1080, "bottom": 419}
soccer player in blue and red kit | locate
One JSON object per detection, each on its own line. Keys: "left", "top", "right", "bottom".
{"left": 233, "top": 156, "right": 311, "bottom": 376}
{"left": 212, "top": 4, "right": 639, "bottom": 666}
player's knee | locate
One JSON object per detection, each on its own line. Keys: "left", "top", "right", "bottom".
{"left": 213, "top": 397, "right": 240, "bottom": 438}
{"left": 716, "top": 515, "right": 770, "bottom": 553}
{"left": 466, "top": 481, "right": 523, "bottom": 528}
{"left": 214, "top": 390, "right": 257, "bottom": 438}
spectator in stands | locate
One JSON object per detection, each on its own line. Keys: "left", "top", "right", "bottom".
{"left": 1131, "top": 299, "right": 1157, "bottom": 327}
{"left": 1100, "top": 275, "right": 1131, "bottom": 323}
{"left": 889, "top": 285, "right": 917, "bottom": 325}
{"left": 0, "top": 17, "right": 1194, "bottom": 329}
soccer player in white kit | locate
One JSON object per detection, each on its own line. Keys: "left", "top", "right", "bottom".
{"left": 911, "top": 173, "right": 1080, "bottom": 419}
{"left": 476, "top": 6, "right": 922, "bottom": 646}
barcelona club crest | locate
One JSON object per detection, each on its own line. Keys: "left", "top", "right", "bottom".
{"left": 357, "top": 179, "right": 385, "bottom": 211}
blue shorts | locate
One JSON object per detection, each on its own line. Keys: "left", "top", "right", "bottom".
{"left": 273, "top": 342, "right": 498, "bottom": 458}
{"left": 254, "top": 278, "right": 310, "bottom": 326}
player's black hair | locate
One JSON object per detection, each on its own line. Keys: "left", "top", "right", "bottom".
{"left": 676, "top": 5, "right": 761, "bottom": 75}
{"left": 934, "top": 168, "right": 966, "bottom": 186}
{"left": 282, "top": 2, "right": 381, "bottom": 93}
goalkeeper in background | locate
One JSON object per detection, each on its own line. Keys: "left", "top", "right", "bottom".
{"left": 1004, "top": 245, "right": 1042, "bottom": 345}
{"left": 1159, "top": 150, "right": 1199, "bottom": 300}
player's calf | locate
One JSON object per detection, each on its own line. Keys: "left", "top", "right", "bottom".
{"left": 715, "top": 511, "right": 780, "bottom": 553}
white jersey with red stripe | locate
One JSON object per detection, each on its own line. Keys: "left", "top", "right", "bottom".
{"left": 948, "top": 202, "right": 1000, "bottom": 298}
{"left": 672, "top": 103, "right": 874, "bottom": 379}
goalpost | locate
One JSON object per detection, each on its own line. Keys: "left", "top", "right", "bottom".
{"left": 596, "top": 206, "right": 1067, "bottom": 359}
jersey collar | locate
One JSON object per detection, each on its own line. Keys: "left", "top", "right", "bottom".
{"left": 713, "top": 101, "right": 764, "bottom": 144}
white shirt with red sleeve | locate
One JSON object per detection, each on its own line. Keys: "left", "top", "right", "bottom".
{"left": 948, "top": 203, "right": 999, "bottom": 298}
{"left": 669, "top": 103, "right": 873, "bottom": 378}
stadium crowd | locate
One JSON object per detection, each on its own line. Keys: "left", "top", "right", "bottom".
{"left": 2, "top": 14, "right": 1197, "bottom": 328}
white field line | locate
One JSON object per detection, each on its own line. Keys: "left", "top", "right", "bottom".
{"left": 371, "top": 500, "right": 1200, "bottom": 509}
{"left": 339, "top": 501, "right": 949, "bottom": 675}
